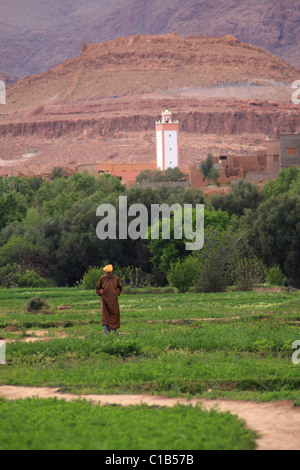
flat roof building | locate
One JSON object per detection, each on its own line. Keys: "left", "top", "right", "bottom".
{"left": 280, "top": 134, "right": 300, "bottom": 170}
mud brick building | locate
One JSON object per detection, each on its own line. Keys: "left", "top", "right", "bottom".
{"left": 280, "top": 134, "right": 300, "bottom": 170}
{"left": 190, "top": 133, "right": 300, "bottom": 188}
{"left": 76, "top": 131, "right": 300, "bottom": 188}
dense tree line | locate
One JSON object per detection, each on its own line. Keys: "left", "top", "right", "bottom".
{"left": 0, "top": 166, "right": 299, "bottom": 289}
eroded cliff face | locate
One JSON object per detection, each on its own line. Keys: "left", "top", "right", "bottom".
{"left": 0, "top": 107, "right": 299, "bottom": 140}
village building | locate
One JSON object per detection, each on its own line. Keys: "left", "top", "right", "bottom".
{"left": 76, "top": 161, "right": 157, "bottom": 187}
{"left": 76, "top": 111, "right": 300, "bottom": 188}
{"left": 280, "top": 133, "right": 300, "bottom": 170}
{"left": 189, "top": 133, "right": 300, "bottom": 188}
{"left": 77, "top": 110, "right": 180, "bottom": 186}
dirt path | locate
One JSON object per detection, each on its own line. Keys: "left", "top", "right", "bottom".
{"left": 0, "top": 385, "right": 299, "bottom": 450}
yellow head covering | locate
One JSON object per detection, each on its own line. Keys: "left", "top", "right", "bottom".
{"left": 103, "top": 264, "right": 113, "bottom": 273}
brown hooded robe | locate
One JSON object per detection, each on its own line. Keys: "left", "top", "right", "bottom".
{"left": 96, "top": 274, "right": 123, "bottom": 330}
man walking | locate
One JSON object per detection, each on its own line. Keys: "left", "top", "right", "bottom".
{"left": 96, "top": 264, "right": 123, "bottom": 334}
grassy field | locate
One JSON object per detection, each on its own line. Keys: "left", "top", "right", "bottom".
{"left": 0, "top": 287, "right": 299, "bottom": 449}
{"left": 0, "top": 399, "right": 256, "bottom": 450}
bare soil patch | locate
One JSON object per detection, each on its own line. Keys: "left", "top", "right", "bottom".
{"left": 1, "top": 329, "right": 68, "bottom": 344}
{"left": 0, "top": 385, "right": 299, "bottom": 450}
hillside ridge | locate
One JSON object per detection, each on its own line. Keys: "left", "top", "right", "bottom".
{"left": 0, "top": 0, "right": 299, "bottom": 79}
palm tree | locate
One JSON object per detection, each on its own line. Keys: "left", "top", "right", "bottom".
{"left": 49, "top": 167, "right": 67, "bottom": 180}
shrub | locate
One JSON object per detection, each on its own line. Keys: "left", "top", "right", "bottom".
{"left": 18, "top": 270, "right": 53, "bottom": 288}
{"left": 82, "top": 266, "right": 102, "bottom": 290}
{"left": 0, "top": 236, "right": 49, "bottom": 277}
{"left": 26, "top": 296, "right": 49, "bottom": 314}
{"left": 136, "top": 167, "right": 186, "bottom": 183}
{"left": 266, "top": 266, "right": 285, "bottom": 286}
{"left": 167, "top": 255, "right": 199, "bottom": 293}
{"left": 118, "top": 266, "right": 154, "bottom": 289}
{"left": 0, "top": 265, "right": 52, "bottom": 288}
{"left": 253, "top": 338, "right": 276, "bottom": 355}
{"left": 234, "top": 257, "right": 266, "bottom": 291}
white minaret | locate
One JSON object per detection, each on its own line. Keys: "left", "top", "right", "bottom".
{"left": 156, "top": 110, "right": 180, "bottom": 170}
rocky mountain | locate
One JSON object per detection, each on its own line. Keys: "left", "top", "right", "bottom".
{"left": 0, "top": 71, "right": 17, "bottom": 86}
{"left": 0, "top": 34, "right": 299, "bottom": 176}
{"left": 0, "top": 0, "right": 299, "bottom": 79}
{"left": 0, "top": 0, "right": 129, "bottom": 78}
{"left": 4, "top": 34, "right": 299, "bottom": 108}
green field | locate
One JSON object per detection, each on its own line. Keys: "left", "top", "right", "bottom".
{"left": 0, "top": 287, "right": 299, "bottom": 449}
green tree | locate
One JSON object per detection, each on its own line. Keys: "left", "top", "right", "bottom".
{"left": 263, "top": 166, "right": 300, "bottom": 198}
{"left": 244, "top": 193, "right": 300, "bottom": 287}
{"left": 208, "top": 167, "right": 220, "bottom": 185}
{"left": 136, "top": 167, "right": 186, "bottom": 184}
{"left": 234, "top": 257, "right": 266, "bottom": 291}
{"left": 0, "top": 176, "right": 32, "bottom": 199}
{"left": 199, "top": 153, "right": 214, "bottom": 179}
{"left": 42, "top": 192, "right": 80, "bottom": 216}
{"left": 0, "top": 193, "right": 27, "bottom": 230}
{"left": 210, "top": 180, "right": 265, "bottom": 217}
{"left": 0, "top": 236, "right": 49, "bottom": 278}
{"left": 23, "top": 208, "right": 42, "bottom": 227}
{"left": 68, "top": 172, "right": 97, "bottom": 196}
{"left": 0, "top": 265, "right": 52, "bottom": 288}
{"left": 199, "top": 153, "right": 220, "bottom": 185}
{"left": 34, "top": 178, "right": 68, "bottom": 206}
{"left": 136, "top": 170, "right": 155, "bottom": 184}
{"left": 27, "top": 176, "right": 44, "bottom": 192}
{"left": 149, "top": 206, "right": 231, "bottom": 277}
{"left": 288, "top": 172, "right": 300, "bottom": 197}
{"left": 194, "top": 226, "right": 247, "bottom": 292}
{"left": 96, "top": 173, "right": 126, "bottom": 196}
{"left": 265, "top": 265, "right": 285, "bottom": 286}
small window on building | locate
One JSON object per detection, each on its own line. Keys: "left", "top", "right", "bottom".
{"left": 273, "top": 155, "right": 279, "bottom": 162}
{"left": 287, "top": 148, "right": 297, "bottom": 155}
